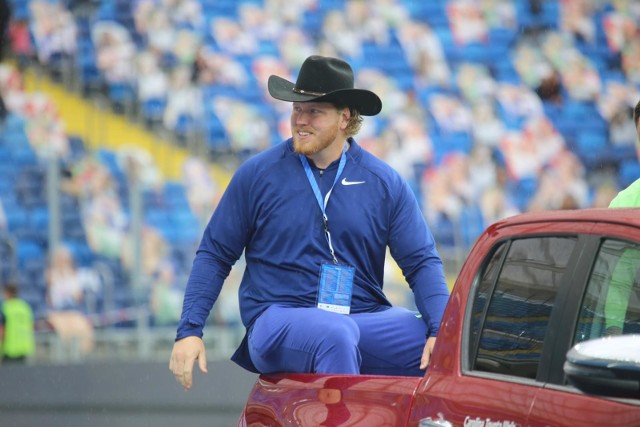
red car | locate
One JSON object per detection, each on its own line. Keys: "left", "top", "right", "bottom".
{"left": 239, "top": 208, "right": 640, "bottom": 426}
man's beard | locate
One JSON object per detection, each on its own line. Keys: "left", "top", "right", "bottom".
{"left": 292, "top": 125, "right": 339, "bottom": 156}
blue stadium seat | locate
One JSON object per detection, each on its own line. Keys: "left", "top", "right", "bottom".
{"left": 0, "top": 234, "right": 17, "bottom": 283}
{"left": 15, "top": 239, "right": 45, "bottom": 270}
{"left": 107, "top": 81, "right": 137, "bottom": 112}
{"left": 459, "top": 204, "right": 485, "bottom": 248}
{"left": 618, "top": 160, "right": 640, "bottom": 189}
{"left": 575, "top": 130, "right": 608, "bottom": 169}
{"left": 509, "top": 176, "right": 538, "bottom": 212}
{"left": 203, "top": 111, "right": 230, "bottom": 152}
{"left": 15, "top": 165, "right": 47, "bottom": 209}
{"left": 140, "top": 97, "right": 167, "bottom": 126}
{"left": 64, "top": 240, "right": 95, "bottom": 267}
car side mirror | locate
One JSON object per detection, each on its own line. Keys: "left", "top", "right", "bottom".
{"left": 564, "top": 335, "right": 640, "bottom": 399}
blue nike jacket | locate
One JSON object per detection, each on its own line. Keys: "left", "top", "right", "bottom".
{"left": 175, "top": 138, "right": 450, "bottom": 371}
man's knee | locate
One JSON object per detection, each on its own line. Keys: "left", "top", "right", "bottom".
{"left": 320, "top": 315, "right": 360, "bottom": 344}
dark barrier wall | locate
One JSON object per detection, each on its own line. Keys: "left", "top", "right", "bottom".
{"left": 0, "top": 360, "right": 258, "bottom": 427}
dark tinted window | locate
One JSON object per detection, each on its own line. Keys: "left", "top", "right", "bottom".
{"left": 468, "top": 242, "right": 506, "bottom": 365}
{"left": 471, "top": 237, "right": 576, "bottom": 379}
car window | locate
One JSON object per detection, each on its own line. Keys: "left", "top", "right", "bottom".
{"left": 470, "top": 237, "right": 577, "bottom": 380}
{"left": 575, "top": 239, "right": 640, "bottom": 343}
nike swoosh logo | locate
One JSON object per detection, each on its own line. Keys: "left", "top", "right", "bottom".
{"left": 342, "top": 178, "right": 365, "bottom": 186}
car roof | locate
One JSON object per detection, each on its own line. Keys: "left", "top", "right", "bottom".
{"left": 492, "top": 208, "right": 640, "bottom": 231}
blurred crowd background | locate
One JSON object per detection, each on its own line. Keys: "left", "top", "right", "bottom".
{"left": 0, "top": 0, "right": 639, "bottom": 364}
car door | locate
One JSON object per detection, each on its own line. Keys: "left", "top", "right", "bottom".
{"left": 528, "top": 221, "right": 640, "bottom": 427}
{"left": 411, "top": 235, "right": 581, "bottom": 427}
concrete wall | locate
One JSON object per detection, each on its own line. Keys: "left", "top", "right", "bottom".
{"left": 0, "top": 359, "right": 258, "bottom": 427}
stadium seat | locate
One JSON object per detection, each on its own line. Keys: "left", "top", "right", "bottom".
{"left": 618, "top": 160, "right": 640, "bottom": 189}
{"left": 458, "top": 203, "right": 485, "bottom": 248}
{"left": 575, "top": 130, "right": 608, "bottom": 169}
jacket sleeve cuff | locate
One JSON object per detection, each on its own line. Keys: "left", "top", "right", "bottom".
{"left": 175, "top": 319, "right": 204, "bottom": 341}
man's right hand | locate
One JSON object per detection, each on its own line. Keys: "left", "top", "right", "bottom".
{"left": 169, "top": 336, "right": 208, "bottom": 390}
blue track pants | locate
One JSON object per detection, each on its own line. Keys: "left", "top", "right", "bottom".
{"left": 247, "top": 305, "right": 429, "bottom": 376}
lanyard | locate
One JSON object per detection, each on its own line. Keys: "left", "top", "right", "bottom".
{"left": 299, "top": 143, "right": 348, "bottom": 264}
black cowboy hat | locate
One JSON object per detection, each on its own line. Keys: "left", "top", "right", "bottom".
{"left": 267, "top": 55, "right": 382, "bottom": 116}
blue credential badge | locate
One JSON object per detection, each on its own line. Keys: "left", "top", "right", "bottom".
{"left": 317, "top": 263, "right": 355, "bottom": 314}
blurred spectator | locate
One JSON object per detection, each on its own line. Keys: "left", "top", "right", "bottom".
{"left": 514, "top": 42, "right": 553, "bottom": 89}
{"left": 277, "top": 26, "right": 315, "bottom": 69}
{"left": 46, "top": 310, "right": 94, "bottom": 355}
{"left": 397, "top": 20, "right": 451, "bottom": 89}
{"left": 28, "top": 0, "right": 77, "bottom": 67}
{"left": 428, "top": 93, "right": 473, "bottom": 133}
{"left": 81, "top": 170, "right": 128, "bottom": 259}
{"left": 470, "top": 103, "right": 506, "bottom": 147}
{"left": 251, "top": 55, "right": 290, "bottom": 105}
{"left": 211, "top": 96, "right": 271, "bottom": 157}
{"left": 45, "top": 245, "right": 97, "bottom": 355}
{"left": 163, "top": 65, "right": 203, "bottom": 133}
{"left": 45, "top": 245, "right": 99, "bottom": 311}
{"left": 535, "top": 70, "right": 563, "bottom": 104}
{"left": 321, "top": 9, "right": 363, "bottom": 58}
{"left": 480, "top": 186, "right": 520, "bottom": 226}
{"left": 527, "top": 149, "right": 589, "bottom": 211}
{"left": 447, "top": 1, "right": 488, "bottom": 45}
{"left": 468, "top": 145, "right": 500, "bottom": 196}
{"left": 602, "top": 3, "right": 637, "bottom": 54}
{"left": 591, "top": 180, "right": 620, "bottom": 208}
{"left": 560, "top": 0, "right": 597, "bottom": 43}
{"left": 0, "top": 283, "right": 35, "bottom": 364}
{"left": 456, "top": 63, "right": 497, "bottom": 104}
{"left": 609, "top": 105, "right": 637, "bottom": 147}
{"left": 500, "top": 131, "right": 538, "bottom": 179}
{"left": 378, "top": 114, "right": 433, "bottom": 180}
{"left": 22, "top": 93, "right": 70, "bottom": 158}
{"left": 171, "top": 29, "right": 200, "bottom": 67}
{"left": 420, "top": 165, "right": 461, "bottom": 247}
{"left": 421, "top": 153, "right": 474, "bottom": 229}
{"left": 0, "top": 283, "right": 36, "bottom": 364}
{"left": 7, "top": 18, "right": 33, "bottom": 70}
{"left": 263, "top": 0, "right": 315, "bottom": 26}
{"left": 150, "top": 260, "right": 183, "bottom": 326}
{"left": 116, "top": 145, "right": 163, "bottom": 191}
{"left": 561, "top": 55, "right": 602, "bottom": 101}
{"left": 135, "top": 50, "right": 168, "bottom": 106}
{"left": 496, "top": 82, "right": 544, "bottom": 121}
{"left": 181, "top": 156, "right": 221, "bottom": 224}
{"left": 622, "top": 37, "right": 640, "bottom": 85}
{"left": 523, "top": 115, "right": 565, "bottom": 160}
{"left": 238, "top": 2, "right": 281, "bottom": 42}
{"left": 500, "top": 116, "right": 564, "bottom": 180}
{"left": 344, "top": 0, "right": 394, "bottom": 46}
{"left": 208, "top": 17, "right": 257, "bottom": 56}
{"left": 357, "top": 67, "right": 408, "bottom": 119}
{"left": 192, "top": 49, "right": 248, "bottom": 87}
{"left": 481, "top": 0, "right": 516, "bottom": 29}
{"left": 92, "top": 20, "right": 136, "bottom": 84}
{"left": 121, "top": 226, "right": 169, "bottom": 280}
{"left": 539, "top": 32, "right": 602, "bottom": 102}
{"left": 144, "top": 8, "right": 177, "bottom": 58}
{"left": 0, "top": 63, "right": 25, "bottom": 111}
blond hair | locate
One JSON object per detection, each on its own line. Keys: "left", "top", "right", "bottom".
{"left": 335, "top": 105, "right": 363, "bottom": 137}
